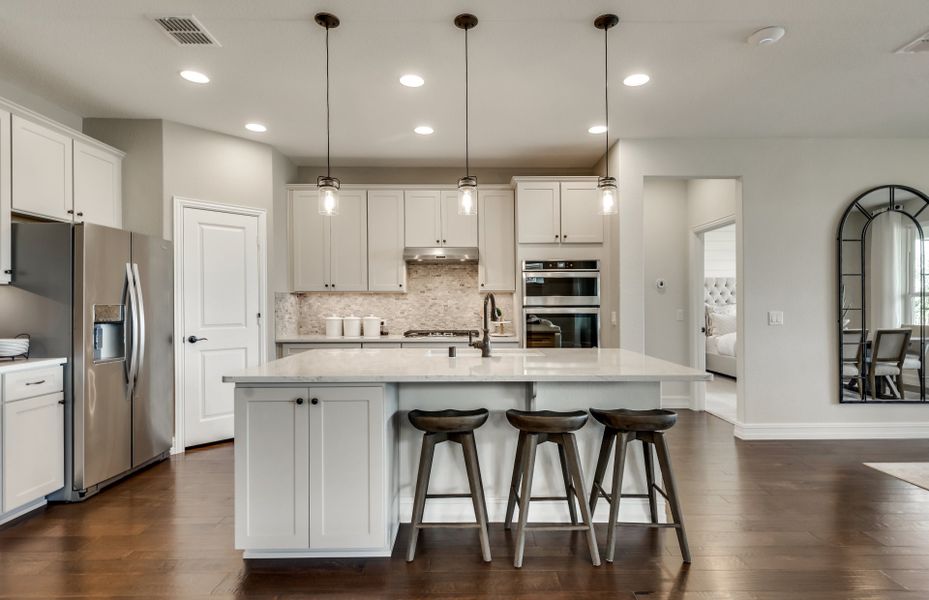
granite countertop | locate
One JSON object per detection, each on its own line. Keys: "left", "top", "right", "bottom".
{"left": 0, "top": 357, "right": 68, "bottom": 374}
{"left": 224, "top": 348, "right": 711, "bottom": 384}
{"left": 276, "top": 334, "right": 521, "bottom": 344}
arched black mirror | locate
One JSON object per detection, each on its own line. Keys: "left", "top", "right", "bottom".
{"left": 837, "top": 185, "right": 929, "bottom": 403}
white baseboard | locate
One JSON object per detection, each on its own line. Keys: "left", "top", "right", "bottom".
{"left": 735, "top": 421, "right": 929, "bottom": 440}
{"left": 399, "top": 496, "right": 664, "bottom": 524}
{"left": 661, "top": 395, "right": 692, "bottom": 409}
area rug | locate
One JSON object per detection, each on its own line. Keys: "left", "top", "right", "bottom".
{"left": 865, "top": 462, "right": 929, "bottom": 492}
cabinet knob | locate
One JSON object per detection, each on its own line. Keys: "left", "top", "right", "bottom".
{"left": 399, "top": 283, "right": 403, "bottom": 288}
{"left": 76, "top": 212, "right": 84, "bottom": 217}
{"left": 58, "top": 399, "right": 65, "bottom": 405}
{"left": 563, "top": 234, "right": 567, "bottom": 239}
{"left": 324, "top": 284, "right": 329, "bottom": 288}
{"left": 554, "top": 234, "right": 559, "bottom": 239}
{"left": 442, "top": 239, "right": 447, "bottom": 244}
{"left": 481, "top": 283, "right": 485, "bottom": 287}
{"left": 295, "top": 398, "right": 304, "bottom": 405}
{"left": 436, "top": 239, "right": 440, "bottom": 244}
{"left": 67, "top": 209, "right": 74, "bottom": 215}
{"left": 331, "top": 284, "right": 336, "bottom": 289}
{"left": 311, "top": 398, "right": 319, "bottom": 405}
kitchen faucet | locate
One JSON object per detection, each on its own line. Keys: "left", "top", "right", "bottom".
{"left": 470, "top": 293, "right": 497, "bottom": 358}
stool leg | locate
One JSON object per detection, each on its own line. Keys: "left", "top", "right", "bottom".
{"left": 406, "top": 433, "right": 437, "bottom": 562}
{"left": 605, "top": 432, "right": 630, "bottom": 563}
{"left": 563, "top": 433, "right": 601, "bottom": 567}
{"left": 460, "top": 432, "right": 492, "bottom": 562}
{"left": 505, "top": 431, "right": 527, "bottom": 531}
{"left": 589, "top": 428, "right": 616, "bottom": 515}
{"left": 654, "top": 432, "right": 691, "bottom": 563}
{"left": 513, "top": 433, "right": 538, "bottom": 568}
{"left": 557, "top": 444, "right": 579, "bottom": 525}
{"left": 642, "top": 438, "right": 659, "bottom": 524}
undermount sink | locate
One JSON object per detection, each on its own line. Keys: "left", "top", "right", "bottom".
{"left": 423, "top": 348, "right": 544, "bottom": 358}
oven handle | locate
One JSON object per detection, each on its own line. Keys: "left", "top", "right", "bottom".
{"left": 523, "top": 307, "right": 600, "bottom": 315}
{"left": 522, "top": 272, "right": 600, "bottom": 279}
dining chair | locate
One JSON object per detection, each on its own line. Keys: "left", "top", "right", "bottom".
{"left": 869, "top": 329, "right": 911, "bottom": 400}
{"left": 903, "top": 324, "right": 925, "bottom": 397}
{"left": 841, "top": 329, "right": 868, "bottom": 401}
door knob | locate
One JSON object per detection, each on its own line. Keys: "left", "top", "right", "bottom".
{"left": 187, "top": 336, "right": 208, "bottom": 344}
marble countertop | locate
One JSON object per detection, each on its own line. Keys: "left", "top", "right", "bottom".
{"left": 277, "top": 334, "right": 520, "bottom": 344}
{"left": 0, "top": 357, "right": 67, "bottom": 374}
{"left": 224, "top": 348, "right": 710, "bottom": 384}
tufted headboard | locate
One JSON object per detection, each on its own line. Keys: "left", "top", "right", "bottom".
{"left": 704, "top": 277, "right": 736, "bottom": 307}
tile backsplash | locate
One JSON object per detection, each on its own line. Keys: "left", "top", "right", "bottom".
{"left": 276, "top": 264, "right": 516, "bottom": 337}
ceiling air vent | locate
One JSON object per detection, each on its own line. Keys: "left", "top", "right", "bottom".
{"left": 896, "top": 30, "right": 929, "bottom": 54}
{"left": 152, "top": 15, "right": 221, "bottom": 47}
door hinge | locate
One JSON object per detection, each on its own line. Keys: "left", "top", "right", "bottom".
{"left": 257, "top": 312, "right": 262, "bottom": 322}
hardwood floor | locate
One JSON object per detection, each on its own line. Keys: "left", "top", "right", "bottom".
{"left": 3, "top": 411, "right": 929, "bottom": 598}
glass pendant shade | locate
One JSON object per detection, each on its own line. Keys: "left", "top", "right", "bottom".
{"left": 598, "top": 176, "right": 618, "bottom": 215}
{"left": 457, "top": 176, "right": 477, "bottom": 216}
{"left": 317, "top": 176, "right": 341, "bottom": 216}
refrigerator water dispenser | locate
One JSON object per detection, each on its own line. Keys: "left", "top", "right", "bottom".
{"left": 92, "top": 304, "right": 125, "bottom": 363}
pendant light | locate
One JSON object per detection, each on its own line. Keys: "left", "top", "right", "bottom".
{"left": 316, "top": 12, "right": 341, "bottom": 216}
{"left": 455, "top": 14, "right": 478, "bottom": 216}
{"left": 595, "top": 14, "right": 619, "bottom": 216}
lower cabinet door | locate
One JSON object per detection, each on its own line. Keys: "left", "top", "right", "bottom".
{"left": 235, "top": 387, "right": 309, "bottom": 550}
{"left": 308, "top": 386, "right": 384, "bottom": 550}
{"left": 2, "top": 393, "right": 64, "bottom": 513}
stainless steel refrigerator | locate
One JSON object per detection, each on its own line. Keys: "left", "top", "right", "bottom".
{"left": 11, "top": 222, "right": 174, "bottom": 500}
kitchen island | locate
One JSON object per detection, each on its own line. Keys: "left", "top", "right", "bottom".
{"left": 224, "top": 347, "right": 709, "bottom": 558}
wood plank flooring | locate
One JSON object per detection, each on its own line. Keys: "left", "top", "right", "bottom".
{"left": 3, "top": 411, "right": 929, "bottom": 598}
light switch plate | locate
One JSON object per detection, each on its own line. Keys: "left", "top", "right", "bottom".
{"left": 676, "top": 309, "right": 685, "bottom": 322}
{"left": 768, "top": 311, "right": 784, "bottom": 326}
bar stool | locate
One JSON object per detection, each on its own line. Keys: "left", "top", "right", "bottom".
{"left": 588, "top": 408, "right": 691, "bottom": 563}
{"left": 503, "top": 409, "right": 600, "bottom": 568}
{"left": 407, "top": 408, "right": 491, "bottom": 562}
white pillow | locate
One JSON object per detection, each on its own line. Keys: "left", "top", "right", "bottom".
{"left": 709, "top": 311, "right": 737, "bottom": 336}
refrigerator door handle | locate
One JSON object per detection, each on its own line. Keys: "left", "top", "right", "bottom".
{"left": 131, "top": 263, "right": 146, "bottom": 389}
{"left": 125, "top": 262, "right": 140, "bottom": 399}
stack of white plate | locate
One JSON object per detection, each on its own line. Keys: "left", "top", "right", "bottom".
{"left": 0, "top": 338, "right": 30, "bottom": 358}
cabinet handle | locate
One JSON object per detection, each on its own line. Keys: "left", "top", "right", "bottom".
{"left": 77, "top": 212, "right": 84, "bottom": 218}
{"left": 58, "top": 399, "right": 65, "bottom": 405}
{"left": 311, "top": 398, "right": 319, "bottom": 405}
{"left": 25, "top": 379, "right": 47, "bottom": 386}
{"left": 295, "top": 398, "right": 304, "bottom": 405}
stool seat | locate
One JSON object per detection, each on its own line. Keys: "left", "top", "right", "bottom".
{"left": 590, "top": 408, "right": 677, "bottom": 432}
{"left": 505, "top": 409, "right": 588, "bottom": 433}
{"left": 409, "top": 408, "right": 489, "bottom": 433}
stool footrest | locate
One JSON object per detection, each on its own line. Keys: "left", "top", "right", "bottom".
{"left": 414, "top": 522, "right": 482, "bottom": 530}
{"left": 612, "top": 522, "right": 681, "bottom": 529}
{"left": 525, "top": 524, "right": 592, "bottom": 532}
{"left": 425, "top": 493, "right": 473, "bottom": 499}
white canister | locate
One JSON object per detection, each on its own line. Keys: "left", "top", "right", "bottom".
{"left": 363, "top": 315, "right": 381, "bottom": 339}
{"left": 343, "top": 315, "right": 362, "bottom": 338}
{"left": 325, "top": 315, "right": 343, "bottom": 339}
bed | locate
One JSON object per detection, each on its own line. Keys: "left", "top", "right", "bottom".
{"left": 705, "top": 277, "right": 737, "bottom": 378}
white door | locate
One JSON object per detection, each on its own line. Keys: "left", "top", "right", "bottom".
{"left": 560, "top": 181, "right": 604, "bottom": 243}
{"left": 478, "top": 189, "right": 516, "bottom": 291}
{"left": 440, "top": 191, "right": 479, "bottom": 247}
{"left": 2, "top": 393, "right": 64, "bottom": 513}
{"left": 329, "top": 190, "right": 368, "bottom": 292}
{"left": 0, "top": 109, "right": 10, "bottom": 285}
{"left": 404, "top": 190, "right": 440, "bottom": 247}
{"left": 11, "top": 115, "right": 73, "bottom": 221}
{"left": 73, "top": 140, "right": 122, "bottom": 228}
{"left": 516, "top": 182, "right": 560, "bottom": 243}
{"left": 367, "top": 190, "right": 406, "bottom": 292}
{"left": 291, "top": 190, "right": 330, "bottom": 291}
{"left": 182, "top": 206, "right": 262, "bottom": 446}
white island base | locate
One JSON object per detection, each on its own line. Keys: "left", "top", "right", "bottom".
{"left": 227, "top": 349, "right": 709, "bottom": 559}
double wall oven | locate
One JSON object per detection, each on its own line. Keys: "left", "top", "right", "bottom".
{"left": 522, "top": 260, "right": 600, "bottom": 348}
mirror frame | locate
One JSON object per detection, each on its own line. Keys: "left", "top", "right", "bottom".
{"left": 837, "top": 184, "right": 929, "bottom": 404}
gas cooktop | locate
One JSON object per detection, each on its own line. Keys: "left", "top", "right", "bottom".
{"left": 403, "top": 329, "right": 480, "bottom": 338}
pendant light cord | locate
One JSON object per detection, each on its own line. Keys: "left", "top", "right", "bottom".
{"left": 603, "top": 26, "right": 609, "bottom": 179}
{"left": 465, "top": 26, "right": 470, "bottom": 177}
{"left": 325, "top": 24, "right": 331, "bottom": 178}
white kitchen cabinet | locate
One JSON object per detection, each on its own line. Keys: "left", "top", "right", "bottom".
{"left": 440, "top": 191, "right": 479, "bottom": 247}
{"left": 281, "top": 343, "right": 363, "bottom": 357}
{"left": 404, "top": 190, "right": 477, "bottom": 247}
{"left": 308, "top": 386, "right": 385, "bottom": 550}
{"left": 478, "top": 189, "right": 516, "bottom": 291}
{"left": 559, "top": 181, "right": 603, "bottom": 243}
{"left": 2, "top": 392, "right": 64, "bottom": 514}
{"left": 11, "top": 115, "right": 73, "bottom": 222}
{"left": 0, "top": 108, "right": 10, "bottom": 285}
{"left": 367, "top": 190, "right": 406, "bottom": 292}
{"left": 516, "top": 181, "right": 560, "bottom": 243}
{"left": 291, "top": 189, "right": 367, "bottom": 292}
{"left": 73, "top": 140, "right": 122, "bottom": 228}
{"left": 235, "top": 387, "right": 310, "bottom": 550}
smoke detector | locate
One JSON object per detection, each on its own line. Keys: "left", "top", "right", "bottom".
{"left": 747, "top": 26, "right": 786, "bottom": 46}
{"left": 896, "top": 30, "right": 929, "bottom": 54}
{"left": 151, "top": 15, "right": 221, "bottom": 47}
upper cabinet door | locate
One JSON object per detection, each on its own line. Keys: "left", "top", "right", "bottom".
{"left": 560, "top": 181, "right": 604, "bottom": 243}
{"left": 0, "top": 109, "right": 10, "bottom": 285}
{"left": 478, "top": 189, "right": 516, "bottom": 291}
{"left": 516, "top": 182, "right": 560, "bottom": 243}
{"left": 291, "top": 190, "right": 330, "bottom": 292}
{"left": 404, "top": 190, "right": 440, "bottom": 247}
{"left": 73, "top": 140, "right": 122, "bottom": 228}
{"left": 329, "top": 190, "right": 368, "bottom": 292}
{"left": 11, "top": 116, "right": 73, "bottom": 222}
{"left": 367, "top": 190, "right": 406, "bottom": 292}
{"left": 440, "top": 191, "right": 478, "bottom": 247}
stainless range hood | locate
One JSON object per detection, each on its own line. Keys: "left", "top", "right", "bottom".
{"left": 403, "top": 247, "right": 479, "bottom": 264}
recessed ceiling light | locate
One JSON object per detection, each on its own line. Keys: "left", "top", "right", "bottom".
{"left": 400, "top": 74, "right": 425, "bottom": 87}
{"left": 414, "top": 125, "right": 434, "bottom": 135}
{"left": 623, "top": 73, "right": 650, "bottom": 87}
{"left": 748, "top": 26, "right": 786, "bottom": 46}
{"left": 245, "top": 123, "right": 267, "bottom": 133}
{"left": 588, "top": 125, "right": 607, "bottom": 134}
{"left": 180, "top": 70, "right": 210, "bottom": 84}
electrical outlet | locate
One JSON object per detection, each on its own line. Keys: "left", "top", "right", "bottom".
{"left": 768, "top": 311, "right": 784, "bottom": 326}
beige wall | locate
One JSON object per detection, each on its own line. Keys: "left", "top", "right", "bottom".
{"left": 0, "top": 77, "right": 82, "bottom": 131}
{"left": 295, "top": 165, "right": 592, "bottom": 185}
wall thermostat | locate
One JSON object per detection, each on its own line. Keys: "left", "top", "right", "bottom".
{"left": 655, "top": 279, "right": 666, "bottom": 290}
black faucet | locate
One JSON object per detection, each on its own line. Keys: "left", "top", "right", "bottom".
{"left": 470, "top": 293, "right": 497, "bottom": 358}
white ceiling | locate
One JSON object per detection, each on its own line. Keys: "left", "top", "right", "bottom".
{"left": 1, "top": 0, "right": 927, "bottom": 167}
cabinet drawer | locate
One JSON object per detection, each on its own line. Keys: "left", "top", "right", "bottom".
{"left": 3, "top": 366, "right": 64, "bottom": 402}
